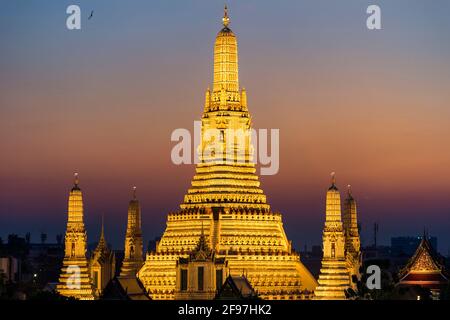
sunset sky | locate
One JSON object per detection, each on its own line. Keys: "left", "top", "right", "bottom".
{"left": 1, "top": 0, "right": 450, "bottom": 253}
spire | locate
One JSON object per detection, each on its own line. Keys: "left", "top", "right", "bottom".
{"left": 198, "top": 221, "right": 208, "bottom": 249}
{"left": 68, "top": 173, "right": 84, "bottom": 223}
{"left": 72, "top": 172, "right": 80, "bottom": 191}
{"left": 191, "top": 221, "right": 212, "bottom": 261}
{"left": 315, "top": 173, "right": 349, "bottom": 299}
{"left": 57, "top": 173, "right": 94, "bottom": 299}
{"left": 96, "top": 214, "right": 107, "bottom": 250}
{"left": 100, "top": 213, "right": 105, "bottom": 240}
{"left": 120, "top": 186, "right": 144, "bottom": 277}
{"left": 347, "top": 184, "right": 354, "bottom": 200}
{"left": 127, "top": 186, "right": 141, "bottom": 230}
{"left": 329, "top": 172, "right": 338, "bottom": 190}
{"left": 325, "top": 172, "right": 342, "bottom": 222}
{"left": 213, "top": 5, "right": 239, "bottom": 94}
{"left": 222, "top": 5, "right": 230, "bottom": 27}
{"left": 198, "top": 221, "right": 208, "bottom": 250}
{"left": 343, "top": 184, "right": 360, "bottom": 255}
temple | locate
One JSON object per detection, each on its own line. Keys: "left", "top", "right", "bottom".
{"left": 137, "top": 6, "right": 318, "bottom": 300}
{"left": 314, "top": 174, "right": 362, "bottom": 300}
{"left": 398, "top": 232, "right": 449, "bottom": 296}
{"left": 174, "top": 224, "right": 227, "bottom": 300}
{"left": 343, "top": 185, "right": 362, "bottom": 290}
{"left": 89, "top": 216, "right": 116, "bottom": 297}
{"left": 56, "top": 174, "right": 95, "bottom": 300}
{"left": 105, "top": 187, "right": 150, "bottom": 300}
{"left": 120, "top": 187, "right": 144, "bottom": 277}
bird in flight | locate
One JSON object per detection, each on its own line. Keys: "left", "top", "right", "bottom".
{"left": 88, "top": 10, "right": 94, "bottom": 20}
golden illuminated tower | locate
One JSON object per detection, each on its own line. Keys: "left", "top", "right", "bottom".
{"left": 314, "top": 173, "right": 351, "bottom": 300}
{"left": 90, "top": 216, "right": 116, "bottom": 297}
{"left": 138, "top": 7, "right": 318, "bottom": 300}
{"left": 57, "top": 173, "right": 95, "bottom": 300}
{"left": 120, "top": 187, "right": 144, "bottom": 277}
{"left": 343, "top": 185, "right": 362, "bottom": 290}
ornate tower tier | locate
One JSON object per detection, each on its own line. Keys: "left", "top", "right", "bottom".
{"left": 314, "top": 173, "right": 351, "bottom": 300}
{"left": 120, "top": 187, "right": 144, "bottom": 277}
{"left": 57, "top": 174, "right": 95, "bottom": 300}
{"left": 213, "top": 7, "right": 239, "bottom": 94}
{"left": 138, "top": 7, "right": 318, "bottom": 300}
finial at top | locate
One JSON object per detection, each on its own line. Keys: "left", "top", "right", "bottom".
{"left": 101, "top": 213, "right": 105, "bottom": 239}
{"left": 133, "top": 186, "right": 137, "bottom": 200}
{"left": 331, "top": 171, "right": 336, "bottom": 185}
{"left": 423, "top": 227, "right": 428, "bottom": 240}
{"left": 74, "top": 172, "right": 79, "bottom": 186}
{"left": 222, "top": 5, "right": 230, "bottom": 27}
{"left": 347, "top": 184, "right": 352, "bottom": 195}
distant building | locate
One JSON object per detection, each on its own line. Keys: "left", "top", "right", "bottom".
{"left": 311, "top": 245, "right": 322, "bottom": 257}
{"left": 28, "top": 242, "right": 64, "bottom": 285}
{"left": 363, "top": 245, "right": 392, "bottom": 260}
{"left": 0, "top": 256, "right": 21, "bottom": 283}
{"left": 28, "top": 243, "right": 64, "bottom": 260}
{"left": 147, "top": 237, "right": 161, "bottom": 253}
{"left": 300, "top": 247, "right": 322, "bottom": 278}
{"left": 391, "top": 236, "right": 438, "bottom": 256}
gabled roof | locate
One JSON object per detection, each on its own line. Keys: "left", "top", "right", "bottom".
{"left": 101, "top": 276, "right": 150, "bottom": 300}
{"left": 91, "top": 219, "right": 115, "bottom": 265}
{"left": 400, "top": 236, "right": 444, "bottom": 274}
{"left": 216, "top": 275, "right": 258, "bottom": 300}
{"left": 398, "top": 235, "right": 448, "bottom": 289}
{"left": 188, "top": 224, "right": 214, "bottom": 262}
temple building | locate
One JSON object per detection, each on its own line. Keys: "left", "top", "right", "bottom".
{"left": 120, "top": 187, "right": 144, "bottom": 277}
{"left": 138, "top": 7, "right": 318, "bottom": 300}
{"left": 314, "top": 173, "right": 360, "bottom": 300}
{"left": 102, "top": 187, "right": 150, "bottom": 300}
{"left": 343, "top": 185, "right": 362, "bottom": 291}
{"left": 174, "top": 225, "right": 227, "bottom": 300}
{"left": 89, "top": 216, "right": 116, "bottom": 297}
{"left": 56, "top": 174, "right": 95, "bottom": 300}
{"left": 397, "top": 232, "right": 449, "bottom": 298}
